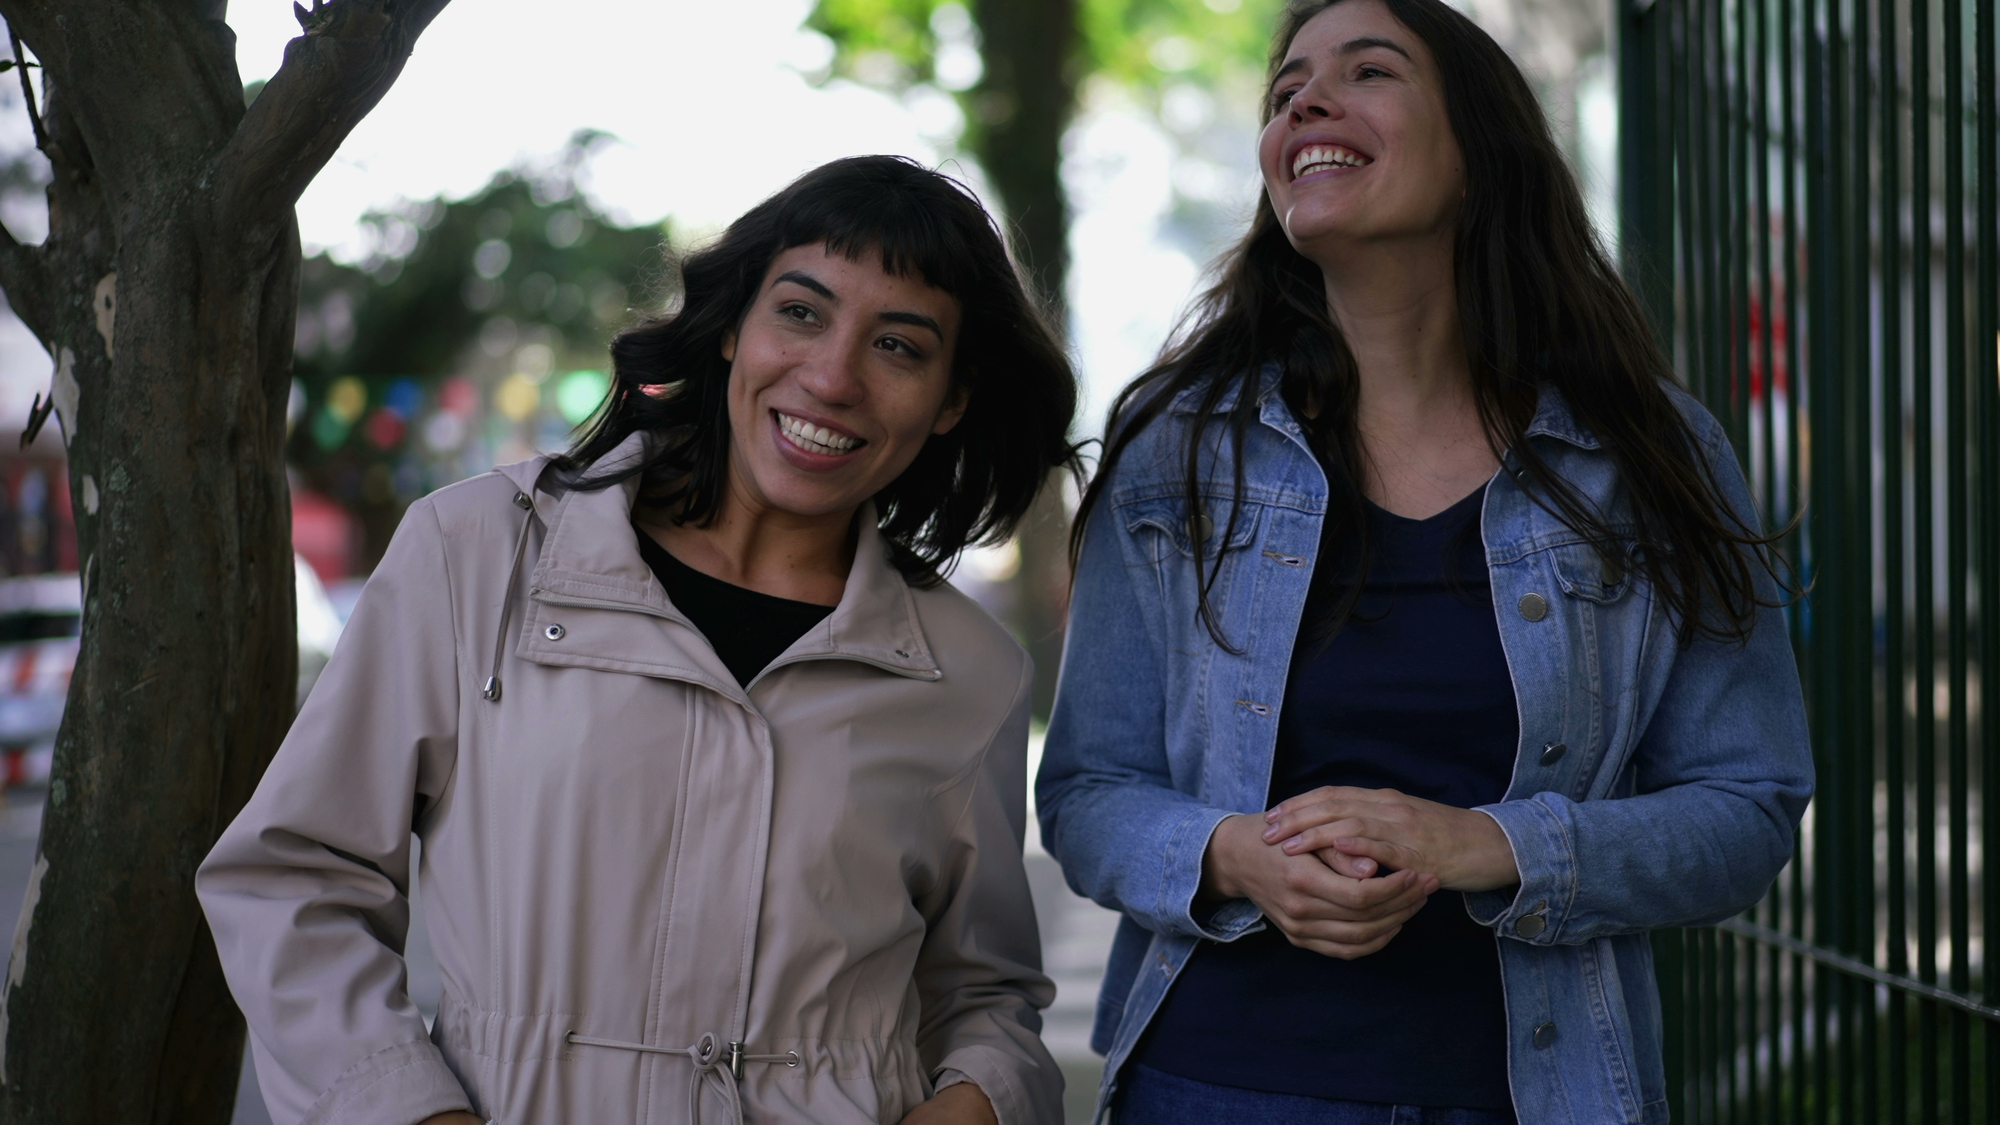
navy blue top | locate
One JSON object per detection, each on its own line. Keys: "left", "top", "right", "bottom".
{"left": 635, "top": 527, "right": 834, "bottom": 687}
{"left": 1134, "top": 485, "right": 1519, "bottom": 1112}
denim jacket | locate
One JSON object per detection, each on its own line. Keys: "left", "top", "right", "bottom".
{"left": 1037, "top": 367, "right": 1814, "bottom": 1124}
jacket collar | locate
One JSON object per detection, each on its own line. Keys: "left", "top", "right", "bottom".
{"left": 1165, "top": 363, "right": 1603, "bottom": 451}
{"left": 1520, "top": 383, "right": 1601, "bottom": 450}
{"left": 496, "top": 434, "right": 941, "bottom": 682}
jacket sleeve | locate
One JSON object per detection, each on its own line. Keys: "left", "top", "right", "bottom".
{"left": 911, "top": 657, "right": 1063, "bottom": 1125}
{"left": 1466, "top": 407, "right": 1816, "bottom": 943}
{"left": 196, "top": 497, "right": 473, "bottom": 1125}
{"left": 1035, "top": 493, "right": 1260, "bottom": 943}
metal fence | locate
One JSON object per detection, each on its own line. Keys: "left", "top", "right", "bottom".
{"left": 1617, "top": 0, "right": 1998, "bottom": 1117}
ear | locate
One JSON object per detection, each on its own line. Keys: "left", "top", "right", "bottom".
{"left": 721, "top": 328, "right": 738, "bottom": 364}
{"left": 931, "top": 380, "right": 971, "bottom": 437}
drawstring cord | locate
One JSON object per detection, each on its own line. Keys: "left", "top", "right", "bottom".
{"left": 565, "top": 1030, "right": 799, "bottom": 1123}
{"left": 482, "top": 490, "right": 536, "bottom": 703}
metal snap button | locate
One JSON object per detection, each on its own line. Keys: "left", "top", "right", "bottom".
{"left": 1191, "top": 512, "right": 1214, "bottom": 542}
{"left": 1532, "top": 1021, "right": 1558, "bottom": 1049}
{"left": 543, "top": 623, "right": 566, "bottom": 641}
{"left": 513, "top": 491, "right": 532, "bottom": 510}
{"left": 1602, "top": 556, "right": 1624, "bottom": 585}
{"left": 1518, "top": 592, "right": 1549, "bottom": 621}
{"left": 1539, "top": 741, "right": 1568, "bottom": 766}
{"left": 1515, "top": 914, "right": 1547, "bottom": 939}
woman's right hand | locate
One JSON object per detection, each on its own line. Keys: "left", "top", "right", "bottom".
{"left": 1202, "top": 814, "right": 1438, "bottom": 959}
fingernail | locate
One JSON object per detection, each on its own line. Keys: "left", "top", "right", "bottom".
{"left": 1282, "top": 836, "right": 1303, "bottom": 851}
{"left": 1264, "top": 810, "right": 1280, "bottom": 822}
{"left": 1262, "top": 825, "right": 1279, "bottom": 842}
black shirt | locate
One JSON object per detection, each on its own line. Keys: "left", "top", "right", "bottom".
{"left": 634, "top": 527, "right": 836, "bottom": 687}
{"left": 1134, "top": 486, "right": 1519, "bottom": 1112}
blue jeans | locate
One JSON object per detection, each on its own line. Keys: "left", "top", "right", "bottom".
{"left": 1115, "top": 1064, "right": 1518, "bottom": 1125}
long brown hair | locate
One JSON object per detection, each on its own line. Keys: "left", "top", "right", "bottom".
{"left": 1073, "top": 0, "right": 1780, "bottom": 647}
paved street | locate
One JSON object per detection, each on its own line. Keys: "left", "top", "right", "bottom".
{"left": 0, "top": 785, "right": 1120, "bottom": 1124}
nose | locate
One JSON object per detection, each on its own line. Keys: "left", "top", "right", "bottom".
{"left": 793, "top": 330, "right": 869, "bottom": 407}
{"left": 1289, "top": 77, "right": 1344, "bottom": 124}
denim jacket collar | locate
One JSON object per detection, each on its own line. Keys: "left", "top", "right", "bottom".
{"left": 1165, "top": 362, "right": 1605, "bottom": 452}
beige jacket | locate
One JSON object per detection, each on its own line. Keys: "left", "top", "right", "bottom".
{"left": 197, "top": 439, "right": 1061, "bottom": 1125}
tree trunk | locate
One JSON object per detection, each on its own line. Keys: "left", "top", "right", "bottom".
{"left": 969, "top": 0, "right": 1079, "bottom": 720}
{"left": 0, "top": 2, "right": 449, "bottom": 1119}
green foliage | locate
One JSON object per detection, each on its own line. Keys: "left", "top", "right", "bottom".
{"left": 804, "top": 0, "right": 949, "bottom": 86}
{"left": 805, "top": 0, "right": 1288, "bottom": 100}
{"left": 1079, "top": 0, "right": 1288, "bottom": 91}
{"left": 287, "top": 131, "right": 671, "bottom": 564}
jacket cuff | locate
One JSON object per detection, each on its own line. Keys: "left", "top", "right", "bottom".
{"left": 931, "top": 1044, "right": 1057, "bottom": 1125}
{"left": 1168, "top": 807, "right": 1262, "bottom": 941}
{"left": 298, "top": 1037, "right": 472, "bottom": 1125}
{"left": 1464, "top": 798, "right": 1576, "bottom": 945}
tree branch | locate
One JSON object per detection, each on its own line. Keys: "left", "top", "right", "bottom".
{"left": 8, "top": 29, "right": 47, "bottom": 153}
{"left": 210, "top": 0, "right": 452, "bottom": 233}
{"left": 0, "top": 215, "right": 52, "bottom": 344}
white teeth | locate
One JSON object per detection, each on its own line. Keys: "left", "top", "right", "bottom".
{"left": 777, "top": 412, "right": 861, "bottom": 455}
{"left": 1291, "top": 143, "right": 1371, "bottom": 178}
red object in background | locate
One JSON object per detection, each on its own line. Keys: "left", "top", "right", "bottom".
{"left": 439, "top": 376, "right": 479, "bottom": 417}
{"left": 363, "top": 406, "right": 407, "bottom": 450}
{"left": 292, "top": 486, "right": 359, "bottom": 584}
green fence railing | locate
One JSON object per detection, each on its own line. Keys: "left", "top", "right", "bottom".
{"left": 1618, "top": 0, "right": 1998, "bottom": 1118}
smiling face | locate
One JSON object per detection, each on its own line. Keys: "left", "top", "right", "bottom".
{"left": 1259, "top": 0, "right": 1465, "bottom": 259}
{"left": 719, "top": 242, "right": 966, "bottom": 528}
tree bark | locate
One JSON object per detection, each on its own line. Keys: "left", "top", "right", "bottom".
{"left": 969, "top": 0, "right": 1080, "bottom": 720}
{"left": 0, "top": 1, "right": 448, "bottom": 1119}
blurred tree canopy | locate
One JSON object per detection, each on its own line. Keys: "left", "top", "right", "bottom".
{"left": 807, "top": 0, "right": 1284, "bottom": 97}
{"left": 290, "top": 130, "right": 670, "bottom": 568}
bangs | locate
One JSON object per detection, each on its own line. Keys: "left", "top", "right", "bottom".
{"left": 766, "top": 164, "right": 990, "bottom": 301}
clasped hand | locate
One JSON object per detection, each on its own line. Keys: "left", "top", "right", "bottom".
{"left": 1203, "top": 786, "right": 1519, "bottom": 960}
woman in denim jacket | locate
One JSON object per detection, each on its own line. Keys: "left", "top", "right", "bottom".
{"left": 1035, "top": 1, "right": 1814, "bottom": 1122}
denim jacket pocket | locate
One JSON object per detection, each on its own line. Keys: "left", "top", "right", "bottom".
{"left": 1552, "top": 542, "right": 1634, "bottom": 605}
{"left": 1120, "top": 495, "right": 1264, "bottom": 561}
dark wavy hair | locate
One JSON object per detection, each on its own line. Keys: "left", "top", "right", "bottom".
{"left": 561, "top": 155, "right": 1080, "bottom": 583}
{"left": 1074, "top": 0, "right": 1780, "bottom": 646}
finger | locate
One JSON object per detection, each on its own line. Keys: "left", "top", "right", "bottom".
{"left": 1263, "top": 803, "right": 1365, "bottom": 842}
{"left": 1287, "top": 867, "right": 1433, "bottom": 920}
{"left": 1276, "top": 818, "right": 1392, "bottom": 856}
{"left": 1314, "top": 848, "right": 1377, "bottom": 879}
{"left": 1320, "top": 837, "right": 1441, "bottom": 890}
{"left": 1266, "top": 786, "right": 1399, "bottom": 822}
{"left": 1301, "top": 926, "right": 1403, "bottom": 960}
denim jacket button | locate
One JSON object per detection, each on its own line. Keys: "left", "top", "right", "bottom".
{"left": 1532, "top": 1021, "right": 1558, "bottom": 1049}
{"left": 1539, "top": 741, "right": 1567, "bottom": 766}
{"left": 1515, "top": 914, "right": 1547, "bottom": 939}
{"left": 1191, "top": 512, "right": 1214, "bottom": 542}
{"left": 1518, "top": 593, "right": 1550, "bottom": 621}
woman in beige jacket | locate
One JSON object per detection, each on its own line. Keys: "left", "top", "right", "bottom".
{"left": 198, "top": 156, "right": 1079, "bottom": 1125}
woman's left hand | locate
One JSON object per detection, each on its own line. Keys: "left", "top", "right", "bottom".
{"left": 1262, "top": 786, "right": 1521, "bottom": 893}
{"left": 896, "top": 1081, "right": 998, "bottom": 1125}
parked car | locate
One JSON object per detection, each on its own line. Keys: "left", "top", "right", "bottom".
{"left": 0, "top": 557, "right": 343, "bottom": 788}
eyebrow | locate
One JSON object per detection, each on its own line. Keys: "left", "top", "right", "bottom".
{"left": 1269, "top": 36, "right": 1415, "bottom": 91}
{"left": 879, "top": 310, "right": 945, "bottom": 341}
{"left": 774, "top": 270, "right": 836, "bottom": 300}
{"left": 773, "top": 270, "right": 944, "bottom": 342}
